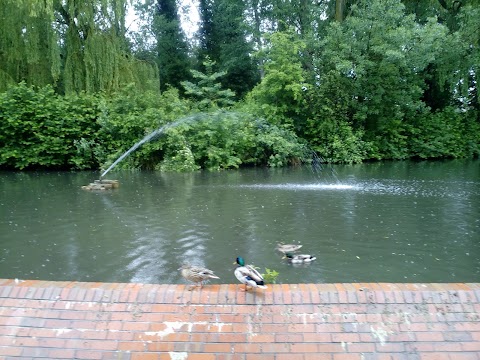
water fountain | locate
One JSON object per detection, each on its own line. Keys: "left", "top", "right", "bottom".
{"left": 81, "top": 111, "right": 327, "bottom": 190}
{"left": 81, "top": 179, "right": 120, "bottom": 190}
{"left": 81, "top": 113, "right": 217, "bottom": 190}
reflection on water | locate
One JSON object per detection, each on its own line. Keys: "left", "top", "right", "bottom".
{"left": 237, "top": 184, "right": 358, "bottom": 190}
{"left": 0, "top": 160, "right": 479, "bottom": 284}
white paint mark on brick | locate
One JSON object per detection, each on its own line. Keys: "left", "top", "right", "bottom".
{"left": 247, "top": 316, "right": 257, "bottom": 338}
{"left": 145, "top": 321, "right": 229, "bottom": 339}
{"left": 296, "top": 313, "right": 316, "bottom": 324}
{"left": 370, "top": 325, "right": 389, "bottom": 346}
{"left": 145, "top": 321, "right": 184, "bottom": 338}
{"left": 169, "top": 351, "right": 188, "bottom": 360}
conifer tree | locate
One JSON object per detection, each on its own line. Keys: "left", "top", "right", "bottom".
{"left": 197, "top": 0, "right": 259, "bottom": 98}
{"left": 181, "top": 57, "right": 235, "bottom": 110}
{"left": 153, "top": 0, "right": 191, "bottom": 91}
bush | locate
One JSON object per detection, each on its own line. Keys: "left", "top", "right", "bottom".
{"left": 0, "top": 83, "right": 194, "bottom": 171}
{"left": 96, "top": 85, "right": 192, "bottom": 171}
{"left": 306, "top": 118, "right": 367, "bottom": 164}
{"left": 408, "top": 107, "right": 480, "bottom": 159}
{"left": 0, "top": 83, "right": 101, "bottom": 169}
{"left": 148, "top": 111, "right": 310, "bottom": 171}
{"left": 0, "top": 84, "right": 309, "bottom": 172}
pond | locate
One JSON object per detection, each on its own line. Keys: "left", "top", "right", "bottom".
{"left": 0, "top": 160, "right": 479, "bottom": 284}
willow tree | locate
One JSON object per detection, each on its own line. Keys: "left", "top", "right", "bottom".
{"left": 0, "top": 0, "right": 60, "bottom": 91}
{"left": 56, "top": 0, "right": 158, "bottom": 94}
{"left": 0, "top": 0, "right": 158, "bottom": 94}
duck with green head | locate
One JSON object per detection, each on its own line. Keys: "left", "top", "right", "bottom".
{"left": 284, "top": 252, "right": 316, "bottom": 263}
{"left": 234, "top": 257, "right": 267, "bottom": 291}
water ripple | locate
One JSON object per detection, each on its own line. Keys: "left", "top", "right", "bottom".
{"left": 231, "top": 179, "right": 479, "bottom": 199}
{"left": 234, "top": 183, "right": 358, "bottom": 190}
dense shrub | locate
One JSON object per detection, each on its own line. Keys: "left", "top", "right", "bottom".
{"left": 0, "top": 83, "right": 101, "bottom": 169}
{"left": 137, "top": 111, "right": 310, "bottom": 171}
{"left": 1, "top": 82, "right": 477, "bottom": 172}
{"left": 408, "top": 108, "right": 480, "bottom": 159}
{"left": 0, "top": 83, "right": 310, "bottom": 172}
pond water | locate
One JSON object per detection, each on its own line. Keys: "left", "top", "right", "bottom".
{"left": 0, "top": 160, "right": 479, "bottom": 284}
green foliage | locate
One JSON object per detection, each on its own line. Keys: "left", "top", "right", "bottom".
{"left": 63, "top": 92, "right": 104, "bottom": 169}
{"left": 255, "top": 122, "right": 309, "bottom": 167}
{"left": 152, "top": 0, "right": 192, "bottom": 91}
{"left": 181, "top": 58, "right": 236, "bottom": 110}
{"left": 0, "top": 1, "right": 158, "bottom": 94}
{"left": 60, "top": 0, "right": 158, "bottom": 94}
{"left": 197, "top": 0, "right": 259, "bottom": 98}
{"left": 152, "top": 111, "right": 309, "bottom": 171}
{"left": 374, "top": 119, "right": 410, "bottom": 160}
{"left": 0, "top": 83, "right": 100, "bottom": 169}
{"left": 0, "top": 1, "right": 59, "bottom": 91}
{"left": 408, "top": 108, "right": 480, "bottom": 159}
{"left": 246, "top": 30, "right": 308, "bottom": 129}
{"left": 307, "top": 0, "right": 471, "bottom": 161}
{"left": 156, "top": 142, "right": 200, "bottom": 172}
{"left": 303, "top": 71, "right": 366, "bottom": 164}
{"left": 307, "top": 118, "right": 367, "bottom": 164}
{"left": 402, "top": 0, "right": 480, "bottom": 91}
{"left": 0, "top": 83, "right": 309, "bottom": 172}
{"left": 2, "top": 0, "right": 479, "bottom": 168}
{"left": 96, "top": 85, "right": 193, "bottom": 171}
{"left": 262, "top": 268, "right": 279, "bottom": 284}
{"left": 0, "top": 82, "right": 193, "bottom": 171}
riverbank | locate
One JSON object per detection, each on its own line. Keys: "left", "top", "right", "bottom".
{"left": 0, "top": 279, "right": 479, "bottom": 359}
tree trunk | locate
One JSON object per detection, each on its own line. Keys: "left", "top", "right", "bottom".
{"left": 335, "top": 0, "right": 345, "bottom": 22}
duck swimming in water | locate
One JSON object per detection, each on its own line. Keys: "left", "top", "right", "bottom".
{"left": 284, "top": 253, "right": 316, "bottom": 263}
{"left": 276, "top": 243, "right": 303, "bottom": 254}
{"left": 234, "top": 257, "right": 267, "bottom": 291}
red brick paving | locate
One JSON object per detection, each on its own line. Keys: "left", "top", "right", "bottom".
{"left": 0, "top": 279, "right": 479, "bottom": 359}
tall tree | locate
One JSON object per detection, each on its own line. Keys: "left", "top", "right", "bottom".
{"left": 335, "top": 0, "right": 346, "bottom": 22}
{"left": 402, "top": 0, "right": 480, "bottom": 113}
{"left": 198, "top": 0, "right": 216, "bottom": 60}
{"left": 197, "top": 0, "right": 259, "bottom": 98}
{"left": 246, "top": 30, "right": 307, "bottom": 128}
{"left": 0, "top": 0, "right": 158, "bottom": 94}
{"left": 181, "top": 57, "right": 235, "bottom": 110}
{"left": 244, "top": 0, "right": 327, "bottom": 84}
{"left": 312, "top": 0, "right": 451, "bottom": 159}
{"left": 0, "top": 0, "right": 60, "bottom": 91}
{"left": 153, "top": 0, "right": 191, "bottom": 91}
{"left": 55, "top": 0, "right": 145, "bottom": 93}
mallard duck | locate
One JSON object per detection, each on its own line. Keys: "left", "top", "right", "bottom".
{"left": 276, "top": 243, "right": 303, "bottom": 254}
{"left": 234, "top": 257, "right": 267, "bottom": 291}
{"left": 284, "top": 253, "right": 316, "bottom": 263}
{"left": 178, "top": 264, "right": 220, "bottom": 290}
